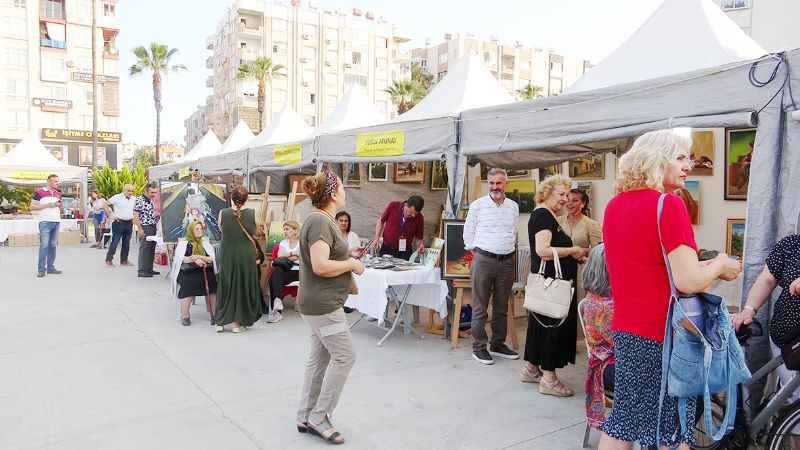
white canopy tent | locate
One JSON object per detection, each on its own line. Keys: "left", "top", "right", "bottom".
{"left": 196, "top": 121, "right": 255, "bottom": 177}
{"left": 148, "top": 129, "right": 222, "bottom": 180}
{"left": 0, "top": 135, "right": 88, "bottom": 185}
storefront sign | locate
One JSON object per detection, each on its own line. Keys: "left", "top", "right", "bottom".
{"left": 274, "top": 144, "right": 302, "bottom": 165}
{"left": 71, "top": 72, "right": 120, "bottom": 84}
{"left": 9, "top": 171, "right": 50, "bottom": 181}
{"left": 32, "top": 98, "right": 73, "bottom": 109}
{"left": 41, "top": 128, "right": 122, "bottom": 143}
{"left": 178, "top": 166, "right": 191, "bottom": 179}
{"left": 356, "top": 130, "right": 405, "bottom": 157}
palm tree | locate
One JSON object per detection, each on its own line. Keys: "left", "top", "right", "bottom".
{"left": 237, "top": 57, "right": 286, "bottom": 132}
{"left": 385, "top": 80, "right": 424, "bottom": 115}
{"left": 517, "top": 83, "right": 544, "bottom": 100}
{"left": 129, "top": 42, "right": 187, "bottom": 165}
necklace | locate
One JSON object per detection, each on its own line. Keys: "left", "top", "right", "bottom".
{"left": 315, "top": 207, "right": 337, "bottom": 225}
{"left": 567, "top": 213, "right": 581, "bottom": 227}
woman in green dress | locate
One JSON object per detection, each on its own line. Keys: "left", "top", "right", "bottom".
{"left": 215, "top": 186, "right": 262, "bottom": 333}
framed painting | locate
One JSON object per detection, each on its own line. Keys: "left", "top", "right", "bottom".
{"left": 393, "top": 162, "right": 426, "bottom": 184}
{"left": 725, "top": 128, "right": 756, "bottom": 200}
{"left": 265, "top": 221, "right": 286, "bottom": 256}
{"left": 45, "top": 145, "right": 67, "bottom": 163}
{"left": 343, "top": 163, "right": 363, "bottom": 187}
{"left": 726, "top": 219, "right": 746, "bottom": 259}
{"left": 431, "top": 161, "right": 448, "bottom": 191}
{"left": 480, "top": 165, "right": 529, "bottom": 180}
{"left": 689, "top": 131, "right": 714, "bottom": 176}
{"left": 538, "top": 164, "right": 562, "bottom": 181}
{"left": 675, "top": 180, "right": 700, "bottom": 225}
{"left": 159, "top": 181, "right": 228, "bottom": 243}
{"left": 78, "top": 146, "right": 106, "bottom": 167}
{"left": 505, "top": 179, "right": 536, "bottom": 214}
{"left": 442, "top": 220, "right": 471, "bottom": 280}
{"left": 368, "top": 162, "right": 389, "bottom": 181}
{"left": 569, "top": 153, "right": 604, "bottom": 180}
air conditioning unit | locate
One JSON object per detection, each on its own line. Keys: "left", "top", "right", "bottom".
{"left": 344, "top": 63, "right": 352, "bottom": 68}
{"left": 324, "top": 61, "right": 331, "bottom": 66}
{"left": 302, "top": 34, "right": 310, "bottom": 40}
{"left": 66, "top": 60, "right": 75, "bottom": 67}
{"left": 300, "top": 57, "right": 308, "bottom": 63}
{"left": 325, "top": 39, "right": 331, "bottom": 44}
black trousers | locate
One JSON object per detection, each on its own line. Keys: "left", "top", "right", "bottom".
{"left": 105, "top": 220, "right": 132, "bottom": 262}
{"left": 138, "top": 224, "right": 157, "bottom": 274}
{"left": 269, "top": 266, "right": 299, "bottom": 306}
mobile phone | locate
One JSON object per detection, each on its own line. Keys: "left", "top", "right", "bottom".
{"left": 729, "top": 255, "right": 740, "bottom": 260}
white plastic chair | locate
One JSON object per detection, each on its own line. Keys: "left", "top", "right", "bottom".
{"left": 101, "top": 224, "right": 112, "bottom": 248}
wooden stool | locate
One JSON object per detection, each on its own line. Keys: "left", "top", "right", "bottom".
{"left": 449, "top": 280, "right": 519, "bottom": 350}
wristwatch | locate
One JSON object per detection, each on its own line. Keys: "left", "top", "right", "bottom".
{"left": 743, "top": 305, "right": 757, "bottom": 314}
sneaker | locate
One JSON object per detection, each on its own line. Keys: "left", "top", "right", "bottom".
{"left": 137, "top": 272, "right": 153, "bottom": 278}
{"left": 37, "top": 271, "right": 45, "bottom": 278}
{"left": 266, "top": 311, "right": 283, "bottom": 323}
{"left": 489, "top": 343, "right": 520, "bottom": 360}
{"left": 215, "top": 325, "right": 224, "bottom": 333}
{"left": 472, "top": 348, "right": 495, "bottom": 365}
{"left": 47, "top": 268, "right": 62, "bottom": 274}
{"left": 273, "top": 298, "right": 284, "bottom": 311}
{"left": 181, "top": 317, "right": 191, "bottom": 326}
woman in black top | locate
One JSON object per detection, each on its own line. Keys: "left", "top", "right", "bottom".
{"left": 521, "top": 175, "right": 584, "bottom": 397}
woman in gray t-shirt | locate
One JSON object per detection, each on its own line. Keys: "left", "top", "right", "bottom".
{"left": 295, "top": 171, "right": 364, "bottom": 445}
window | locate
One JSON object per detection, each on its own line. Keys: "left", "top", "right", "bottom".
{"left": 103, "top": 1, "right": 116, "bottom": 17}
{"left": 5, "top": 79, "right": 28, "bottom": 100}
{"left": 375, "top": 79, "right": 387, "bottom": 91}
{"left": 2, "top": 17, "right": 27, "bottom": 39}
{"left": 484, "top": 52, "right": 495, "bottom": 64}
{"left": 325, "top": 94, "right": 337, "bottom": 107}
{"left": 1, "top": 0, "right": 27, "bottom": 7}
{"left": 346, "top": 50, "right": 362, "bottom": 66}
{"left": 303, "top": 93, "right": 315, "bottom": 104}
{"left": 412, "top": 56, "right": 427, "bottom": 68}
{"left": 344, "top": 73, "right": 367, "bottom": 89}
{"left": 5, "top": 109, "right": 29, "bottom": 130}
{"left": 4, "top": 48, "right": 28, "bottom": 70}
{"left": 77, "top": 113, "right": 92, "bottom": 129}
{"left": 326, "top": 28, "right": 338, "bottom": 41}
{"left": 303, "top": 69, "right": 316, "bottom": 83}
{"left": 325, "top": 50, "right": 338, "bottom": 65}
{"left": 375, "top": 37, "right": 388, "bottom": 48}
{"left": 272, "top": 18, "right": 288, "bottom": 32}
{"left": 438, "top": 71, "right": 447, "bottom": 82}
{"left": 438, "top": 53, "right": 448, "bottom": 64}
{"left": 42, "top": 112, "right": 67, "bottom": 128}
{"left": 303, "top": 46, "right": 316, "bottom": 61}
{"left": 72, "top": 26, "right": 92, "bottom": 49}
{"left": 73, "top": 0, "right": 92, "bottom": 18}
{"left": 304, "top": 115, "right": 316, "bottom": 126}
{"left": 105, "top": 116, "right": 118, "bottom": 130}
{"left": 42, "top": 0, "right": 64, "bottom": 19}
{"left": 103, "top": 58, "right": 118, "bottom": 75}
{"left": 40, "top": 52, "right": 67, "bottom": 82}
{"left": 272, "top": 89, "right": 287, "bottom": 103}
{"left": 520, "top": 60, "right": 531, "bottom": 71}
{"left": 375, "top": 58, "right": 387, "bottom": 70}
{"left": 74, "top": 85, "right": 93, "bottom": 104}
{"left": 302, "top": 24, "right": 316, "bottom": 37}
{"left": 272, "top": 42, "right": 287, "bottom": 55}
{"left": 324, "top": 72, "right": 337, "bottom": 85}
{"left": 42, "top": 83, "right": 66, "bottom": 99}
{"left": 721, "top": 0, "right": 749, "bottom": 10}
{"left": 344, "top": 30, "right": 367, "bottom": 48}
{"left": 103, "top": 83, "right": 119, "bottom": 115}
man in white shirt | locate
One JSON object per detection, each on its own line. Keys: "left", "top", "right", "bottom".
{"left": 463, "top": 168, "right": 520, "bottom": 365}
{"left": 104, "top": 184, "right": 136, "bottom": 267}
{"left": 29, "top": 174, "right": 63, "bottom": 277}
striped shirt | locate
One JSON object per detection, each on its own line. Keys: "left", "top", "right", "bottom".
{"left": 463, "top": 194, "right": 519, "bottom": 255}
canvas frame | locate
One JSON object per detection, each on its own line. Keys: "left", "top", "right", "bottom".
{"left": 724, "top": 127, "right": 756, "bottom": 200}
{"left": 726, "top": 218, "right": 746, "bottom": 259}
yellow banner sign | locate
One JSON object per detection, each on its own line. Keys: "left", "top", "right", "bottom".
{"left": 356, "top": 130, "right": 405, "bottom": 157}
{"left": 274, "top": 144, "right": 302, "bottom": 165}
{"left": 9, "top": 171, "right": 50, "bottom": 180}
{"left": 177, "top": 166, "right": 191, "bottom": 179}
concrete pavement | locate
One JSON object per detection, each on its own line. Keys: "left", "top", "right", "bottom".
{"left": 0, "top": 244, "right": 595, "bottom": 449}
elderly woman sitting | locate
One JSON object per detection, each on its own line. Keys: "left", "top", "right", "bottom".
{"left": 581, "top": 243, "right": 615, "bottom": 430}
{"left": 172, "top": 220, "right": 217, "bottom": 327}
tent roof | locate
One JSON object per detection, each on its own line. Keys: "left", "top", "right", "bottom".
{"left": 399, "top": 51, "right": 514, "bottom": 121}
{"left": 568, "top": 0, "right": 766, "bottom": 93}
{"left": 246, "top": 104, "right": 313, "bottom": 149}
{"left": 178, "top": 129, "right": 222, "bottom": 162}
{"left": 217, "top": 121, "right": 256, "bottom": 155}
{"left": 0, "top": 135, "right": 87, "bottom": 184}
{"left": 311, "top": 85, "right": 383, "bottom": 136}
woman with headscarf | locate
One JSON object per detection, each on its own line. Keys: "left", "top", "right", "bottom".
{"left": 172, "top": 221, "right": 217, "bottom": 326}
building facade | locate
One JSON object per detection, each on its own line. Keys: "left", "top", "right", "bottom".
{"left": 183, "top": 103, "right": 211, "bottom": 149}
{"left": 193, "top": 0, "right": 410, "bottom": 145}
{"left": 1, "top": 0, "right": 122, "bottom": 168}
{"left": 719, "top": 0, "right": 800, "bottom": 52}
{"left": 410, "top": 34, "right": 591, "bottom": 99}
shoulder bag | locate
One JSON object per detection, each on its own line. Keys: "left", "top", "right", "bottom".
{"left": 233, "top": 210, "right": 265, "bottom": 264}
{"left": 655, "top": 193, "right": 751, "bottom": 441}
{"left": 523, "top": 247, "right": 574, "bottom": 327}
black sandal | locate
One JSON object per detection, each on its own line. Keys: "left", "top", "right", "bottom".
{"left": 296, "top": 421, "right": 308, "bottom": 433}
{"left": 307, "top": 420, "right": 344, "bottom": 445}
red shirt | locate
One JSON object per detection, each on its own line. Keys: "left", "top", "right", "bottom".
{"left": 603, "top": 190, "right": 697, "bottom": 342}
{"left": 380, "top": 201, "right": 424, "bottom": 249}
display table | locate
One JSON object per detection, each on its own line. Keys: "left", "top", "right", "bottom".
{"left": 346, "top": 266, "right": 449, "bottom": 346}
{"left": 0, "top": 219, "right": 80, "bottom": 242}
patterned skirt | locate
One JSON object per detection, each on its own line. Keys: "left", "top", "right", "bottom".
{"left": 600, "top": 331, "right": 697, "bottom": 447}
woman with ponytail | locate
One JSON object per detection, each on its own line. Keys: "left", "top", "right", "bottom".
{"left": 214, "top": 186, "right": 262, "bottom": 333}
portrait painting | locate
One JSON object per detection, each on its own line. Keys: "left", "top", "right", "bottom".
{"left": 159, "top": 181, "right": 227, "bottom": 242}
{"left": 725, "top": 128, "right": 756, "bottom": 200}
{"left": 689, "top": 131, "right": 714, "bottom": 176}
{"left": 393, "top": 162, "right": 426, "bottom": 184}
{"left": 78, "top": 146, "right": 106, "bottom": 167}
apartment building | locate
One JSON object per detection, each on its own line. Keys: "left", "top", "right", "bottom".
{"left": 718, "top": 0, "right": 800, "bottom": 52}
{"left": 0, "top": 0, "right": 122, "bottom": 168}
{"left": 192, "top": 0, "right": 410, "bottom": 145}
{"left": 184, "top": 102, "right": 211, "bottom": 149}
{"left": 410, "top": 34, "right": 591, "bottom": 99}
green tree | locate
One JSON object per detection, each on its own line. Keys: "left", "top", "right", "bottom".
{"left": 517, "top": 83, "right": 544, "bottom": 100}
{"left": 237, "top": 56, "right": 286, "bottom": 132}
{"left": 384, "top": 79, "right": 425, "bottom": 115}
{"left": 0, "top": 184, "right": 34, "bottom": 213}
{"left": 132, "top": 145, "right": 156, "bottom": 170}
{"left": 92, "top": 162, "right": 148, "bottom": 199}
{"left": 128, "top": 42, "right": 187, "bottom": 166}
{"left": 410, "top": 63, "right": 434, "bottom": 95}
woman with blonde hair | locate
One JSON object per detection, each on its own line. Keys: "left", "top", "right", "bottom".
{"left": 521, "top": 174, "right": 584, "bottom": 397}
{"left": 295, "top": 170, "right": 364, "bottom": 444}
{"left": 599, "top": 130, "right": 740, "bottom": 449}
{"left": 266, "top": 220, "right": 301, "bottom": 323}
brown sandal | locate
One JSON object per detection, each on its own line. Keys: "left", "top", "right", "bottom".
{"left": 520, "top": 365, "right": 543, "bottom": 383}
{"left": 539, "top": 378, "right": 574, "bottom": 397}
{"left": 307, "top": 419, "right": 345, "bottom": 445}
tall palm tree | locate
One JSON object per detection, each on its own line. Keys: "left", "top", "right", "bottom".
{"left": 517, "top": 83, "right": 544, "bottom": 100}
{"left": 384, "top": 79, "right": 424, "bottom": 115}
{"left": 237, "top": 57, "right": 286, "bottom": 132}
{"left": 129, "top": 42, "right": 187, "bottom": 165}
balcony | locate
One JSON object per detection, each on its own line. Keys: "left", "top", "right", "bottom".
{"left": 206, "top": 35, "right": 215, "bottom": 50}
{"left": 103, "top": 46, "right": 119, "bottom": 58}
{"left": 206, "top": 56, "right": 214, "bottom": 68}
{"left": 206, "top": 77, "right": 213, "bottom": 88}
{"left": 40, "top": 38, "right": 67, "bottom": 49}
{"left": 236, "top": 46, "right": 263, "bottom": 59}
{"left": 238, "top": 22, "right": 261, "bottom": 35}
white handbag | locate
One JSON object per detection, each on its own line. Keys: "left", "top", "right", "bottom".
{"left": 523, "top": 247, "right": 574, "bottom": 328}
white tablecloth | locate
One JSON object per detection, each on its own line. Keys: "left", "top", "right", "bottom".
{"left": 707, "top": 275, "right": 744, "bottom": 309}
{"left": 0, "top": 219, "right": 79, "bottom": 242}
{"left": 345, "top": 267, "right": 449, "bottom": 325}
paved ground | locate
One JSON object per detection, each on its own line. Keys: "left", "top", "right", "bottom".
{"left": 0, "top": 244, "right": 595, "bottom": 449}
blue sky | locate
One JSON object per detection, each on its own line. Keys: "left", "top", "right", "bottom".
{"left": 118, "top": 0, "right": 664, "bottom": 146}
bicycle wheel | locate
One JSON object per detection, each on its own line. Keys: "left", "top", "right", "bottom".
{"left": 693, "top": 394, "right": 727, "bottom": 450}
{"left": 765, "top": 401, "right": 800, "bottom": 449}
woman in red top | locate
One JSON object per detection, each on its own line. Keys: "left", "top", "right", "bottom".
{"left": 599, "top": 130, "right": 741, "bottom": 450}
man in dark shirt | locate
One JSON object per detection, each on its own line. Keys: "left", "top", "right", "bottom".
{"left": 133, "top": 182, "right": 159, "bottom": 278}
{"left": 371, "top": 195, "right": 425, "bottom": 260}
